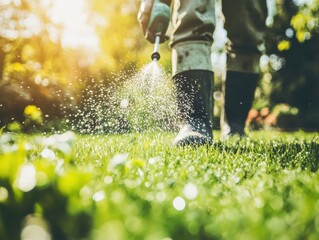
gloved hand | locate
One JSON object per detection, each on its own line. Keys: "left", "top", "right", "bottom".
{"left": 138, "top": 0, "right": 171, "bottom": 43}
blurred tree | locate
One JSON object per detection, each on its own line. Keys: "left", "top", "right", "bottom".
{"left": 0, "top": 0, "right": 88, "bottom": 130}
{"left": 1, "top": 0, "right": 317, "bottom": 132}
{"left": 264, "top": 0, "right": 319, "bottom": 130}
{"left": 0, "top": 0, "right": 173, "bottom": 132}
{"left": 90, "top": 0, "right": 171, "bottom": 75}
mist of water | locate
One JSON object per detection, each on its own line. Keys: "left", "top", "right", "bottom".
{"left": 69, "top": 61, "right": 178, "bottom": 134}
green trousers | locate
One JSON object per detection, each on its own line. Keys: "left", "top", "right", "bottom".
{"left": 170, "top": 0, "right": 268, "bottom": 75}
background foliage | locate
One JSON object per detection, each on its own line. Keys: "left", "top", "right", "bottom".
{"left": 0, "top": 0, "right": 318, "bottom": 131}
{"left": 263, "top": 0, "right": 319, "bottom": 130}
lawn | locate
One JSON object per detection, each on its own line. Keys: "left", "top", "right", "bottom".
{"left": 0, "top": 130, "right": 319, "bottom": 240}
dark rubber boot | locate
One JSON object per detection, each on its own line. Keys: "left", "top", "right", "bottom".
{"left": 173, "top": 70, "right": 214, "bottom": 146}
{"left": 221, "top": 71, "right": 259, "bottom": 140}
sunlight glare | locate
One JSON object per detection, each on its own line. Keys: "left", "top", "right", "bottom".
{"left": 46, "top": 0, "right": 99, "bottom": 51}
{"left": 0, "top": 0, "right": 11, "bottom": 5}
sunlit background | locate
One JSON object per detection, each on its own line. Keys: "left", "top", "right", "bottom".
{"left": 0, "top": 0, "right": 318, "bottom": 133}
{"left": 46, "top": 0, "right": 99, "bottom": 50}
{"left": 0, "top": 1, "right": 318, "bottom": 240}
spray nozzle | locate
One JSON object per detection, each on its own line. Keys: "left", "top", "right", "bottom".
{"left": 148, "top": 0, "right": 170, "bottom": 61}
{"left": 151, "top": 34, "right": 161, "bottom": 61}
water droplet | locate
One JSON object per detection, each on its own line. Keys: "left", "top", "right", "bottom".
{"left": 41, "top": 78, "right": 49, "bottom": 87}
{"left": 104, "top": 176, "right": 113, "bottom": 184}
{"left": 156, "top": 192, "right": 166, "bottom": 202}
{"left": 108, "top": 153, "right": 129, "bottom": 170}
{"left": 93, "top": 191, "right": 105, "bottom": 202}
{"left": 173, "top": 196, "right": 186, "bottom": 211}
{"left": 17, "top": 164, "right": 36, "bottom": 192}
{"left": 183, "top": 183, "right": 199, "bottom": 200}
{"left": 41, "top": 148, "right": 56, "bottom": 160}
{"left": 21, "top": 215, "right": 51, "bottom": 240}
{"left": 254, "top": 197, "right": 264, "bottom": 208}
{"left": 34, "top": 75, "right": 41, "bottom": 85}
{"left": 149, "top": 157, "right": 160, "bottom": 165}
{"left": 0, "top": 187, "right": 9, "bottom": 202}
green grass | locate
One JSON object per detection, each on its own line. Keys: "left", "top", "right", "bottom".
{"left": 0, "top": 130, "right": 319, "bottom": 239}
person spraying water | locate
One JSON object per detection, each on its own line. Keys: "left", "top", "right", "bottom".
{"left": 138, "top": 0, "right": 171, "bottom": 94}
{"left": 139, "top": 0, "right": 267, "bottom": 146}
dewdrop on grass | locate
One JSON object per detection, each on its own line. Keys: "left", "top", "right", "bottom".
{"left": 173, "top": 196, "right": 186, "bottom": 211}
{"left": 93, "top": 191, "right": 105, "bottom": 202}
{"left": 17, "top": 164, "right": 37, "bottom": 192}
{"left": 41, "top": 148, "right": 56, "bottom": 160}
{"left": 183, "top": 183, "right": 199, "bottom": 200}
{"left": 0, "top": 187, "right": 8, "bottom": 202}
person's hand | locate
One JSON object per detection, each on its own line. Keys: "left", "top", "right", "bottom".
{"left": 138, "top": 0, "right": 171, "bottom": 43}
